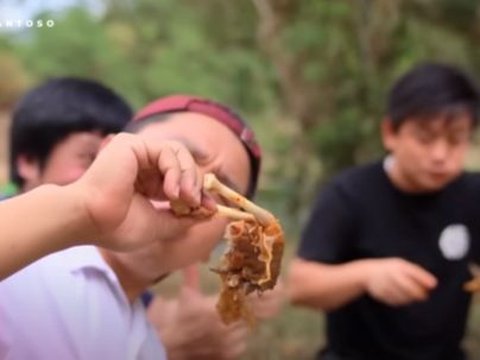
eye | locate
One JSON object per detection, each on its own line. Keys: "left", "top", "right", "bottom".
{"left": 192, "top": 150, "right": 211, "bottom": 166}
{"left": 448, "top": 132, "right": 469, "bottom": 145}
{"left": 78, "top": 152, "right": 96, "bottom": 166}
{"left": 414, "top": 129, "right": 435, "bottom": 144}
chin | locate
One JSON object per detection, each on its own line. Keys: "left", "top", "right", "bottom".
{"left": 421, "top": 177, "right": 453, "bottom": 192}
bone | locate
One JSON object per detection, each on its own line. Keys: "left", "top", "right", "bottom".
{"left": 216, "top": 205, "right": 255, "bottom": 221}
{"left": 203, "top": 173, "right": 274, "bottom": 225}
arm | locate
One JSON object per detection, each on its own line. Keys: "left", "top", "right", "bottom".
{"left": 150, "top": 294, "right": 247, "bottom": 360}
{"left": 288, "top": 257, "right": 438, "bottom": 311}
{"left": 148, "top": 290, "right": 248, "bottom": 360}
{"left": 290, "top": 182, "right": 437, "bottom": 311}
{"left": 0, "top": 133, "right": 212, "bottom": 280}
{"left": 0, "top": 184, "right": 93, "bottom": 281}
{"left": 148, "top": 266, "right": 248, "bottom": 360}
{"left": 289, "top": 181, "right": 363, "bottom": 311}
{"left": 288, "top": 257, "right": 372, "bottom": 311}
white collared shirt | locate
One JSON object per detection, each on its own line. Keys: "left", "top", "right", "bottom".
{"left": 0, "top": 246, "right": 166, "bottom": 360}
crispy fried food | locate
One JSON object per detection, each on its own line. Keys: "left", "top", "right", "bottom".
{"left": 170, "top": 199, "right": 215, "bottom": 218}
{"left": 170, "top": 173, "right": 285, "bottom": 324}
{"left": 203, "top": 173, "right": 284, "bottom": 324}
{"left": 213, "top": 218, "right": 284, "bottom": 325}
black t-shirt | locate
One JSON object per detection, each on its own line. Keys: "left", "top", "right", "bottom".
{"left": 299, "top": 161, "right": 480, "bottom": 360}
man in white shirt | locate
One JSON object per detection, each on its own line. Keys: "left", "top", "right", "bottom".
{"left": 0, "top": 246, "right": 166, "bottom": 359}
{"left": 0, "top": 86, "right": 260, "bottom": 359}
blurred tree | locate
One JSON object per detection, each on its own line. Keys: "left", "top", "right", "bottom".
{"left": 4, "top": 1, "right": 480, "bottom": 357}
{"left": 251, "top": 0, "right": 480, "bottom": 224}
{"left": 11, "top": 8, "right": 140, "bottom": 105}
{"left": 113, "top": 0, "right": 276, "bottom": 112}
{"left": 3, "top": 0, "right": 480, "bottom": 229}
{"left": 0, "top": 51, "right": 30, "bottom": 109}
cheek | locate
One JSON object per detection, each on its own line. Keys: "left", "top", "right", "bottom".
{"left": 41, "top": 162, "right": 89, "bottom": 185}
{"left": 395, "top": 142, "right": 419, "bottom": 167}
{"left": 451, "top": 145, "right": 468, "bottom": 162}
{"left": 403, "top": 140, "right": 430, "bottom": 165}
{"left": 144, "top": 218, "right": 229, "bottom": 275}
{"left": 186, "top": 218, "right": 228, "bottom": 261}
{"left": 193, "top": 218, "right": 228, "bottom": 248}
{"left": 446, "top": 147, "right": 468, "bottom": 174}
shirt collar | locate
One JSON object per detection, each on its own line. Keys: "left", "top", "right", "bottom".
{"left": 54, "top": 245, "right": 119, "bottom": 285}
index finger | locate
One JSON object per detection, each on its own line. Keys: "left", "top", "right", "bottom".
{"left": 173, "top": 144, "right": 202, "bottom": 206}
{"left": 405, "top": 263, "right": 438, "bottom": 290}
{"left": 155, "top": 141, "right": 200, "bottom": 206}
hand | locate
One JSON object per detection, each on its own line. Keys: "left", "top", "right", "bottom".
{"left": 248, "top": 279, "right": 285, "bottom": 320}
{"left": 148, "top": 265, "right": 248, "bottom": 360}
{"left": 71, "top": 133, "right": 215, "bottom": 251}
{"left": 364, "top": 258, "right": 438, "bottom": 306}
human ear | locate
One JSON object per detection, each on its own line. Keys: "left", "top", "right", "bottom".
{"left": 16, "top": 154, "right": 41, "bottom": 187}
{"left": 381, "top": 118, "right": 397, "bottom": 152}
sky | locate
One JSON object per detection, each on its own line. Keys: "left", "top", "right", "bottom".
{"left": 0, "top": 0, "right": 104, "bottom": 21}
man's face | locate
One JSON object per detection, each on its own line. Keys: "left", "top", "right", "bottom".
{"left": 19, "top": 132, "right": 103, "bottom": 189}
{"left": 382, "top": 112, "right": 473, "bottom": 192}
{"left": 114, "top": 112, "right": 251, "bottom": 280}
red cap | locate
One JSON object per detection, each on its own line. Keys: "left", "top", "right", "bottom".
{"left": 133, "top": 95, "right": 261, "bottom": 198}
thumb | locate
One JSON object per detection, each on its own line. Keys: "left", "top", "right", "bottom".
{"left": 177, "top": 265, "right": 204, "bottom": 305}
{"left": 182, "top": 264, "right": 202, "bottom": 291}
{"left": 178, "top": 266, "right": 210, "bottom": 312}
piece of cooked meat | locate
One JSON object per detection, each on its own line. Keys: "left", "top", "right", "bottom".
{"left": 172, "top": 173, "right": 285, "bottom": 325}
{"left": 212, "top": 218, "right": 284, "bottom": 324}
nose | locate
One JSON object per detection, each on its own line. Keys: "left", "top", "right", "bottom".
{"left": 430, "top": 139, "right": 449, "bottom": 163}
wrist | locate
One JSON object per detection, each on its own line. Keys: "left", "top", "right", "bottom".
{"left": 59, "top": 182, "right": 100, "bottom": 247}
{"left": 349, "top": 259, "right": 375, "bottom": 292}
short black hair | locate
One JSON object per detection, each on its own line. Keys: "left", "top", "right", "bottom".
{"left": 10, "top": 77, "right": 133, "bottom": 187}
{"left": 387, "top": 63, "right": 480, "bottom": 129}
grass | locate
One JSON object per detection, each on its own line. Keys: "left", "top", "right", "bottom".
{"left": 240, "top": 306, "right": 324, "bottom": 360}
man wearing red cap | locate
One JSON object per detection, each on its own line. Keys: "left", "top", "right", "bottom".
{"left": 130, "top": 95, "right": 261, "bottom": 198}
{"left": 0, "top": 90, "right": 282, "bottom": 359}
{"left": 128, "top": 95, "right": 283, "bottom": 359}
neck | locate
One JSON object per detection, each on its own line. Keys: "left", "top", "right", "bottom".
{"left": 98, "top": 249, "right": 150, "bottom": 304}
{"left": 384, "top": 156, "right": 421, "bottom": 193}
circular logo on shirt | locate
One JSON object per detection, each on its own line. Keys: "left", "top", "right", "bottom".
{"left": 438, "top": 224, "right": 470, "bottom": 260}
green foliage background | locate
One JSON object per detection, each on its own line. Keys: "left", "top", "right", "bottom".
{"left": 3, "top": 0, "right": 480, "bottom": 358}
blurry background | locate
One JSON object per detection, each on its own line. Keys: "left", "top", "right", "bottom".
{"left": 3, "top": 0, "right": 480, "bottom": 358}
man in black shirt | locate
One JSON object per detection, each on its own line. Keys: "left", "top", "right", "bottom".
{"left": 288, "top": 63, "right": 480, "bottom": 360}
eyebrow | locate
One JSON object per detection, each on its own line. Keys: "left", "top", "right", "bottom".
{"left": 418, "top": 122, "right": 470, "bottom": 133}
{"left": 160, "top": 136, "right": 210, "bottom": 162}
